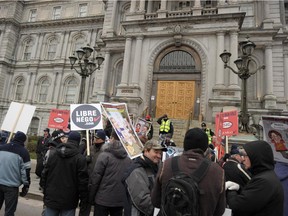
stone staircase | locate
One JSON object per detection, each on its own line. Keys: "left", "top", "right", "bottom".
{"left": 151, "top": 119, "right": 215, "bottom": 147}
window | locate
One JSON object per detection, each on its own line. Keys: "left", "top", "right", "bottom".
{"left": 38, "top": 78, "right": 50, "bottom": 102}
{"left": 47, "top": 38, "right": 57, "bottom": 60}
{"left": 15, "top": 77, "right": 24, "bottom": 101}
{"left": 53, "top": 6, "right": 61, "bottom": 20}
{"left": 79, "top": 3, "right": 87, "bottom": 17}
{"left": 29, "top": 9, "right": 37, "bottom": 22}
{"left": 28, "top": 117, "right": 40, "bottom": 135}
{"left": 23, "top": 40, "right": 32, "bottom": 61}
{"left": 64, "top": 77, "right": 77, "bottom": 103}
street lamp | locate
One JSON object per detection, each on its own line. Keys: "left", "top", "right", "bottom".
{"left": 219, "top": 37, "right": 265, "bottom": 133}
{"left": 69, "top": 44, "right": 104, "bottom": 103}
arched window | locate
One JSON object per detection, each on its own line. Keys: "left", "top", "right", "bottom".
{"left": 38, "top": 77, "right": 50, "bottom": 102}
{"left": 74, "top": 36, "right": 85, "bottom": 54}
{"left": 64, "top": 77, "right": 78, "bottom": 103}
{"left": 28, "top": 117, "right": 40, "bottom": 135}
{"left": 14, "top": 77, "right": 24, "bottom": 101}
{"left": 23, "top": 40, "right": 32, "bottom": 60}
{"left": 47, "top": 38, "right": 58, "bottom": 60}
{"left": 159, "top": 50, "right": 196, "bottom": 72}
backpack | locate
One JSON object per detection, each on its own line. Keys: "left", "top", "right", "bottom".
{"left": 161, "top": 156, "right": 211, "bottom": 216}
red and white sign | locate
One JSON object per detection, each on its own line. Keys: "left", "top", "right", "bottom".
{"left": 220, "top": 110, "right": 239, "bottom": 136}
{"left": 48, "top": 109, "right": 70, "bottom": 129}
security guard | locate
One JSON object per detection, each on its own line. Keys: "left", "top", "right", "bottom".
{"left": 201, "top": 122, "right": 215, "bottom": 144}
{"left": 157, "top": 114, "right": 174, "bottom": 138}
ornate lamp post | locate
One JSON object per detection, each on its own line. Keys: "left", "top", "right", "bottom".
{"left": 219, "top": 37, "right": 265, "bottom": 133}
{"left": 69, "top": 45, "right": 104, "bottom": 103}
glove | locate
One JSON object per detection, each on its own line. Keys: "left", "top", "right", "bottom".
{"left": 19, "top": 185, "right": 29, "bottom": 197}
{"left": 225, "top": 181, "right": 240, "bottom": 191}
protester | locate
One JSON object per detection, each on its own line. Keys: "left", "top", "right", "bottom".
{"left": 0, "top": 131, "right": 31, "bottom": 216}
{"left": 36, "top": 128, "right": 51, "bottom": 178}
{"left": 88, "top": 130, "right": 131, "bottom": 216}
{"left": 123, "top": 139, "right": 167, "bottom": 216}
{"left": 41, "top": 131, "right": 89, "bottom": 216}
{"left": 274, "top": 161, "right": 288, "bottom": 216}
{"left": 86, "top": 130, "right": 106, "bottom": 176}
{"left": 201, "top": 122, "right": 214, "bottom": 145}
{"left": 222, "top": 144, "right": 251, "bottom": 188}
{"left": 157, "top": 114, "right": 174, "bottom": 138}
{"left": 151, "top": 127, "right": 226, "bottom": 216}
{"left": 226, "top": 140, "right": 284, "bottom": 216}
{"left": 145, "top": 115, "right": 153, "bottom": 140}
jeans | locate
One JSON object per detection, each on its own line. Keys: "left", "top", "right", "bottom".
{"left": 94, "top": 204, "right": 123, "bottom": 216}
{"left": 44, "top": 207, "right": 76, "bottom": 216}
{"left": 0, "top": 184, "right": 19, "bottom": 216}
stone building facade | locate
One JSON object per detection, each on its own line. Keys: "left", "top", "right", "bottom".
{"left": 0, "top": 0, "right": 287, "bottom": 135}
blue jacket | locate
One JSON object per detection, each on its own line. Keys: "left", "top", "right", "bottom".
{"left": 0, "top": 133, "right": 31, "bottom": 187}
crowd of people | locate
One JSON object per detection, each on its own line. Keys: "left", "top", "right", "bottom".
{"left": 0, "top": 114, "right": 287, "bottom": 216}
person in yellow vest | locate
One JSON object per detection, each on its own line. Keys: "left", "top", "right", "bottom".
{"left": 157, "top": 114, "right": 174, "bottom": 139}
{"left": 201, "top": 122, "right": 215, "bottom": 145}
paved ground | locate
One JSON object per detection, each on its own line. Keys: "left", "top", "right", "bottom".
{"left": 26, "top": 159, "right": 43, "bottom": 201}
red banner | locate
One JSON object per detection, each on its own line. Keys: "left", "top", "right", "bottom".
{"left": 48, "top": 109, "right": 70, "bottom": 129}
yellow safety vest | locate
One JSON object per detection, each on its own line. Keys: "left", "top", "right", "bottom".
{"left": 160, "top": 120, "right": 171, "bottom": 133}
{"left": 205, "top": 128, "right": 213, "bottom": 144}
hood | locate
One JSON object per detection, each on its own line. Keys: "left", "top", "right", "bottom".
{"left": 104, "top": 140, "right": 127, "bottom": 159}
{"left": 56, "top": 141, "right": 79, "bottom": 158}
{"left": 243, "top": 140, "right": 274, "bottom": 175}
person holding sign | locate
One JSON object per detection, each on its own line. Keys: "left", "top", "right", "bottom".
{"left": 0, "top": 131, "right": 31, "bottom": 216}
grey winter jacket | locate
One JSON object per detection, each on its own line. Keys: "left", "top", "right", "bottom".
{"left": 89, "top": 140, "right": 131, "bottom": 207}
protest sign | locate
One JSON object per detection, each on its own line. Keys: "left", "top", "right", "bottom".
{"left": 70, "top": 104, "right": 103, "bottom": 131}
{"left": 134, "top": 118, "right": 152, "bottom": 137}
{"left": 48, "top": 109, "right": 70, "bottom": 129}
{"left": 262, "top": 115, "right": 288, "bottom": 163}
{"left": 101, "top": 102, "right": 143, "bottom": 159}
{"left": 1, "top": 102, "right": 36, "bottom": 134}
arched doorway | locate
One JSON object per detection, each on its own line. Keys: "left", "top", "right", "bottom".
{"left": 151, "top": 45, "right": 202, "bottom": 120}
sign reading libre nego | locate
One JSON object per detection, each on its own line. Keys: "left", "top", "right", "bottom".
{"left": 70, "top": 104, "right": 103, "bottom": 131}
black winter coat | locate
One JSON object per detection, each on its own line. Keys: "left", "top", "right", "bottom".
{"left": 41, "top": 140, "right": 89, "bottom": 210}
{"left": 227, "top": 140, "right": 284, "bottom": 216}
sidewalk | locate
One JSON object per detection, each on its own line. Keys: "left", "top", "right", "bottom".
{"left": 26, "top": 159, "right": 43, "bottom": 201}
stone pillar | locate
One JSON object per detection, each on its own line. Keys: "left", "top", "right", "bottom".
{"left": 229, "top": 31, "right": 239, "bottom": 88}
{"left": 263, "top": 44, "right": 276, "bottom": 108}
{"left": 31, "top": 34, "right": 40, "bottom": 59}
{"left": 132, "top": 36, "right": 143, "bottom": 86}
{"left": 120, "top": 37, "right": 132, "bottom": 86}
{"left": 160, "top": 0, "right": 167, "bottom": 10}
{"left": 56, "top": 32, "right": 65, "bottom": 59}
{"left": 139, "top": 0, "right": 145, "bottom": 12}
{"left": 35, "top": 33, "right": 44, "bottom": 60}
{"left": 62, "top": 31, "right": 70, "bottom": 59}
{"left": 110, "top": 0, "right": 118, "bottom": 31}
{"left": 194, "top": 0, "right": 201, "bottom": 7}
{"left": 263, "top": 1, "right": 273, "bottom": 29}
{"left": 215, "top": 32, "right": 225, "bottom": 87}
{"left": 284, "top": 53, "right": 288, "bottom": 101}
{"left": 130, "top": 0, "right": 137, "bottom": 12}
{"left": 100, "top": 51, "right": 111, "bottom": 92}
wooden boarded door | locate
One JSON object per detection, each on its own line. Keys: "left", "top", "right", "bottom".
{"left": 156, "top": 81, "right": 196, "bottom": 119}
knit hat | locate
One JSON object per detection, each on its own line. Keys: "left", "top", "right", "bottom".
{"left": 52, "top": 130, "right": 66, "bottom": 142}
{"left": 44, "top": 128, "right": 50, "bottom": 133}
{"left": 13, "top": 131, "right": 27, "bottom": 143}
{"left": 145, "top": 115, "right": 151, "bottom": 121}
{"left": 68, "top": 131, "right": 81, "bottom": 144}
{"left": 183, "top": 128, "right": 208, "bottom": 152}
{"left": 95, "top": 130, "right": 106, "bottom": 141}
{"left": 230, "top": 144, "right": 240, "bottom": 155}
{"left": 201, "top": 122, "right": 206, "bottom": 127}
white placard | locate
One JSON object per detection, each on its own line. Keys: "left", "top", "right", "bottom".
{"left": 1, "top": 102, "right": 36, "bottom": 134}
{"left": 70, "top": 104, "right": 103, "bottom": 131}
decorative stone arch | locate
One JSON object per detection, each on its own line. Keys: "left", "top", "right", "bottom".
{"left": 147, "top": 38, "right": 208, "bottom": 117}
{"left": 12, "top": 75, "right": 26, "bottom": 101}
{"left": 69, "top": 32, "right": 87, "bottom": 55}
{"left": 60, "top": 75, "right": 80, "bottom": 103}
{"left": 19, "top": 35, "right": 35, "bottom": 60}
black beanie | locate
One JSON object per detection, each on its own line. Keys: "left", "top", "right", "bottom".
{"left": 68, "top": 131, "right": 81, "bottom": 144}
{"left": 52, "top": 130, "right": 65, "bottom": 143}
{"left": 13, "top": 131, "right": 27, "bottom": 143}
{"left": 183, "top": 128, "right": 208, "bottom": 152}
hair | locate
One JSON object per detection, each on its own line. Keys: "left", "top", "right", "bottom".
{"left": 268, "top": 130, "right": 282, "bottom": 139}
{"left": 110, "top": 130, "right": 120, "bottom": 141}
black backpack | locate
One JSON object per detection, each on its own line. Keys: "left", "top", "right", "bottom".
{"left": 161, "top": 156, "right": 211, "bottom": 216}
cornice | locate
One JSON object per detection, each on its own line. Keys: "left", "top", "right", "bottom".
{"left": 20, "top": 16, "right": 104, "bottom": 29}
